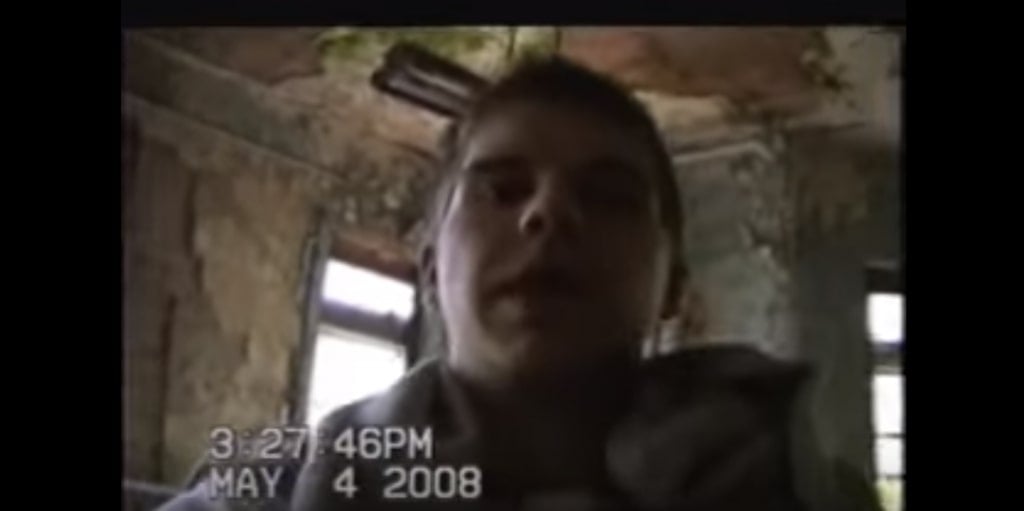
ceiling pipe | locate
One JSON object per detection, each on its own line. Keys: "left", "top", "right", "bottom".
{"left": 672, "top": 139, "right": 777, "bottom": 167}
{"left": 370, "top": 42, "right": 490, "bottom": 119}
{"left": 370, "top": 42, "right": 873, "bottom": 163}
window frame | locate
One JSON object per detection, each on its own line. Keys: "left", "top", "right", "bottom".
{"left": 866, "top": 264, "right": 904, "bottom": 486}
{"left": 321, "top": 238, "right": 418, "bottom": 357}
{"left": 288, "top": 227, "right": 418, "bottom": 425}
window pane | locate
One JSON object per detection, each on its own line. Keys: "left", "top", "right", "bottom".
{"left": 876, "top": 478, "right": 903, "bottom": 511}
{"left": 306, "top": 326, "right": 406, "bottom": 428}
{"left": 868, "top": 293, "right": 903, "bottom": 343}
{"left": 875, "top": 437, "right": 903, "bottom": 477}
{"left": 873, "top": 374, "right": 903, "bottom": 435}
{"left": 322, "top": 260, "right": 414, "bottom": 320}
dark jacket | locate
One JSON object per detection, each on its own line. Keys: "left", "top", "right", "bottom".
{"left": 160, "top": 345, "right": 880, "bottom": 511}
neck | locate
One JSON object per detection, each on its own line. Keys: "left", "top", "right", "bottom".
{"left": 447, "top": 355, "right": 639, "bottom": 421}
{"left": 443, "top": 349, "right": 641, "bottom": 490}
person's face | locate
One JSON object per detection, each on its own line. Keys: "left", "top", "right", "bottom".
{"left": 430, "top": 100, "right": 673, "bottom": 381}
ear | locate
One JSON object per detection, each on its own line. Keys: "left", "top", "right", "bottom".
{"left": 419, "top": 245, "right": 439, "bottom": 303}
{"left": 660, "top": 261, "right": 687, "bottom": 320}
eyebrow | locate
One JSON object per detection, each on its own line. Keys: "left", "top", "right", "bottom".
{"left": 579, "top": 155, "right": 653, "bottom": 188}
{"left": 459, "top": 153, "right": 655, "bottom": 189}
{"left": 461, "top": 155, "right": 531, "bottom": 176}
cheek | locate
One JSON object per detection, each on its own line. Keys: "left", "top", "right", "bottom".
{"left": 441, "top": 190, "right": 518, "bottom": 262}
{"left": 435, "top": 224, "right": 472, "bottom": 306}
{"left": 435, "top": 198, "right": 510, "bottom": 308}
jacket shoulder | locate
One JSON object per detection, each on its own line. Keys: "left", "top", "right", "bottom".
{"left": 644, "top": 344, "right": 811, "bottom": 410}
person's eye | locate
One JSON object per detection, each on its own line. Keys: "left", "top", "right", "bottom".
{"left": 466, "top": 158, "right": 535, "bottom": 207}
{"left": 578, "top": 168, "right": 648, "bottom": 212}
{"left": 488, "top": 173, "right": 534, "bottom": 206}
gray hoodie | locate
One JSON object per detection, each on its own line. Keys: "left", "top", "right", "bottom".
{"left": 157, "top": 345, "right": 881, "bottom": 511}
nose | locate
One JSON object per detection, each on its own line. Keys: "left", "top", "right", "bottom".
{"left": 517, "top": 177, "right": 582, "bottom": 239}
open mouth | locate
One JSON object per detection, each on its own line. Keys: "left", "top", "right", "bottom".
{"left": 495, "top": 266, "right": 584, "bottom": 300}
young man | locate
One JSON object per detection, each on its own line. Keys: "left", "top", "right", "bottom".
{"left": 162, "top": 58, "right": 876, "bottom": 511}
{"left": 289, "top": 58, "right": 851, "bottom": 511}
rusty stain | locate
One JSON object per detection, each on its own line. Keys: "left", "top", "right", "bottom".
{"left": 563, "top": 27, "right": 824, "bottom": 116}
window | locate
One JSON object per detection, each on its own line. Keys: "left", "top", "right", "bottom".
{"left": 868, "top": 293, "right": 903, "bottom": 344}
{"left": 322, "top": 260, "right": 415, "bottom": 319}
{"left": 304, "top": 259, "right": 414, "bottom": 428}
{"left": 866, "top": 266, "right": 903, "bottom": 511}
{"left": 873, "top": 373, "right": 903, "bottom": 476}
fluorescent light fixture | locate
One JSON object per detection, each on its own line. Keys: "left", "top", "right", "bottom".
{"left": 371, "top": 42, "right": 489, "bottom": 118}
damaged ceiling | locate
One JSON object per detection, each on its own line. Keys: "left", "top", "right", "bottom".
{"left": 128, "top": 26, "right": 900, "bottom": 266}
{"left": 140, "top": 26, "right": 901, "bottom": 156}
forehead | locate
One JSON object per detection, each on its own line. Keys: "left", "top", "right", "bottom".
{"left": 457, "top": 100, "right": 659, "bottom": 173}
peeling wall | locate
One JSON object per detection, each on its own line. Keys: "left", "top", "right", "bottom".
{"left": 122, "top": 30, "right": 436, "bottom": 484}
{"left": 122, "top": 98, "right": 324, "bottom": 483}
{"left": 663, "top": 124, "right": 900, "bottom": 492}
{"left": 789, "top": 126, "right": 900, "bottom": 481}
{"left": 667, "top": 139, "right": 797, "bottom": 359}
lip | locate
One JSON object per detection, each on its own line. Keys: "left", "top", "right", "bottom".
{"left": 492, "top": 265, "right": 584, "bottom": 299}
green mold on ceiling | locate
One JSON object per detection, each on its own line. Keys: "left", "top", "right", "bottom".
{"left": 316, "top": 27, "right": 561, "bottom": 77}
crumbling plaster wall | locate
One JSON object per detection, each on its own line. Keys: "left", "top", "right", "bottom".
{"left": 660, "top": 124, "right": 899, "bottom": 508}
{"left": 122, "top": 30, "right": 440, "bottom": 484}
{"left": 789, "top": 126, "right": 901, "bottom": 481}
{"left": 665, "top": 135, "right": 797, "bottom": 359}
{"left": 660, "top": 28, "right": 901, "bottom": 491}
{"left": 787, "top": 27, "right": 901, "bottom": 485}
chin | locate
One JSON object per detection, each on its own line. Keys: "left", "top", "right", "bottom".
{"left": 492, "top": 296, "right": 586, "bottom": 329}
{"left": 518, "top": 327, "right": 630, "bottom": 366}
{"left": 507, "top": 318, "right": 594, "bottom": 348}
{"left": 512, "top": 349, "right": 634, "bottom": 385}
{"left": 486, "top": 300, "right": 635, "bottom": 357}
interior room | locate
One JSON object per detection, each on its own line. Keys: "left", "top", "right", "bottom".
{"left": 122, "top": 26, "right": 903, "bottom": 511}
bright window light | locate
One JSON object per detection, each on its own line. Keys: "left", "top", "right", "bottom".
{"left": 877, "top": 479, "right": 903, "bottom": 511}
{"left": 305, "top": 326, "right": 406, "bottom": 428}
{"left": 873, "top": 374, "right": 903, "bottom": 435}
{"left": 875, "top": 437, "right": 903, "bottom": 477}
{"left": 322, "top": 260, "right": 414, "bottom": 320}
{"left": 868, "top": 293, "right": 903, "bottom": 344}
